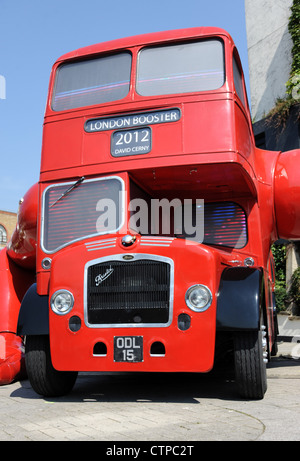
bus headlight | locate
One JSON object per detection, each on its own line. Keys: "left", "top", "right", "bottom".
{"left": 51, "top": 290, "right": 74, "bottom": 315}
{"left": 185, "top": 285, "right": 212, "bottom": 312}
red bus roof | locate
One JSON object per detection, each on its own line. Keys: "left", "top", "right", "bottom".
{"left": 55, "top": 27, "right": 233, "bottom": 64}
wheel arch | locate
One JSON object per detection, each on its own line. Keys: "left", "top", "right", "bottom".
{"left": 17, "top": 283, "right": 49, "bottom": 336}
{"left": 216, "top": 267, "right": 264, "bottom": 331}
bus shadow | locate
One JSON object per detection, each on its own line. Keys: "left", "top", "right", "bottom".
{"left": 12, "top": 365, "right": 237, "bottom": 403}
{"left": 73, "top": 369, "right": 238, "bottom": 403}
{"left": 11, "top": 354, "right": 300, "bottom": 403}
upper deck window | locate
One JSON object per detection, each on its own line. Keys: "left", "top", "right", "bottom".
{"left": 232, "top": 54, "right": 246, "bottom": 106}
{"left": 52, "top": 52, "right": 132, "bottom": 111}
{"left": 136, "top": 39, "right": 224, "bottom": 96}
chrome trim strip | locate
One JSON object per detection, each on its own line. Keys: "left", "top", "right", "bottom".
{"left": 84, "top": 253, "right": 174, "bottom": 329}
{"left": 87, "top": 245, "right": 116, "bottom": 251}
{"left": 140, "top": 237, "right": 174, "bottom": 247}
{"left": 141, "top": 237, "right": 175, "bottom": 241}
{"left": 140, "top": 243, "right": 171, "bottom": 247}
{"left": 86, "top": 238, "right": 117, "bottom": 245}
{"left": 85, "top": 238, "right": 117, "bottom": 251}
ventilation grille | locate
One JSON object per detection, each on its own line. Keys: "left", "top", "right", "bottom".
{"left": 86, "top": 259, "right": 171, "bottom": 325}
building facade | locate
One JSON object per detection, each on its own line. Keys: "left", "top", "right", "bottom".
{"left": 245, "top": 0, "right": 300, "bottom": 313}
{"left": 0, "top": 210, "right": 17, "bottom": 249}
{"left": 245, "top": 0, "right": 293, "bottom": 121}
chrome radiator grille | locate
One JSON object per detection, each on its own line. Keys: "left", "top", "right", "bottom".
{"left": 85, "top": 257, "right": 172, "bottom": 326}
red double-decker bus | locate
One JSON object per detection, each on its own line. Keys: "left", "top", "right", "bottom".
{"left": 1, "top": 27, "right": 299, "bottom": 399}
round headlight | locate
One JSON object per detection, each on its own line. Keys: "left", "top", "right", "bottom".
{"left": 51, "top": 290, "right": 74, "bottom": 315}
{"left": 185, "top": 285, "right": 212, "bottom": 312}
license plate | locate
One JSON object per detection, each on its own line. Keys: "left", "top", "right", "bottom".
{"left": 114, "top": 336, "right": 143, "bottom": 362}
{"left": 111, "top": 127, "right": 151, "bottom": 157}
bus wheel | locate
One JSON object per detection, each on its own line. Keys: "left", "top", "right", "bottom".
{"left": 25, "top": 335, "right": 77, "bottom": 397}
{"left": 233, "top": 326, "right": 267, "bottom": 400}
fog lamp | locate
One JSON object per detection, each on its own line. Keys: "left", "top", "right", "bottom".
{"left": 51, "top": 290, "right": 74, "bottom": 315}
{"left": 178, "top": 313, "right": 191, "bottom": 331}
{"left": 185, "top": 285, "right": 212, "bottom": 312}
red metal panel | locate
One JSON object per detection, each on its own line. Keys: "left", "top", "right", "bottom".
{"left": 274, "top": 149, "right": 300, "bottom": 240}
{"left": 48, "top": 239, "right": 219, "bottom": 372}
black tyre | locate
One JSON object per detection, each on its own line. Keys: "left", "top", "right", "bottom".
{"left": 25, "top": 335, "right": 77, "bottom": 397}
{"left": 233, "top": 328, "right": 267, "bottom": 400}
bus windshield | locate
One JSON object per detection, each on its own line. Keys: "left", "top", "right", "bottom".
{"left": 136, "top": 39, "right": 224, "bottom": 96}
{"left": 52, "top": 52, "right": 132, "bottom": 111}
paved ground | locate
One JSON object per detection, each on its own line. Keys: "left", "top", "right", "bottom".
{"left": 0, "top": 341, "right": 300, "bottom": 442}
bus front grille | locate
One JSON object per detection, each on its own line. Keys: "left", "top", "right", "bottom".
{"left": 86, "top": 258, "right": 172, "bottom": 326}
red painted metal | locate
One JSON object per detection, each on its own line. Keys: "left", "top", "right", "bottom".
{"left": 274, "top": 149, "right": 300, "bottom": 240}
{"left": 0, "top": 333, "right": 26, "bottom": 385}
{"left": 0, "top": 248, "right": 34, "bottom": 384}
{"left": 7, "top": 183, "right": 38, "bottom": 270}
{"left": 0, "top": 27, "right": 299, "bottom": 385}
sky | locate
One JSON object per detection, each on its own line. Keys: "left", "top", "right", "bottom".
{"left": 0, "top": 0, "right": 249, "bottom": 213}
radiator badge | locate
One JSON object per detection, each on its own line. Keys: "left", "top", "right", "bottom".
{"left": 95, "top": 266, "right": 114, "bottom": 286}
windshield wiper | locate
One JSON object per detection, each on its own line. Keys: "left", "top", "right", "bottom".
{"left": 50, "top": 176, "right": 85, "bottom": 208}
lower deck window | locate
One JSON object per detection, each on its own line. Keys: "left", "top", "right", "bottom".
{"left": 175, "top": 201, "right": 247, "bottom": 249}
{"left": 201, "top": 201, "right": 247, "bottom": 248}
{"left": 129, "top": 183, "right": 247, "bottom": 249}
